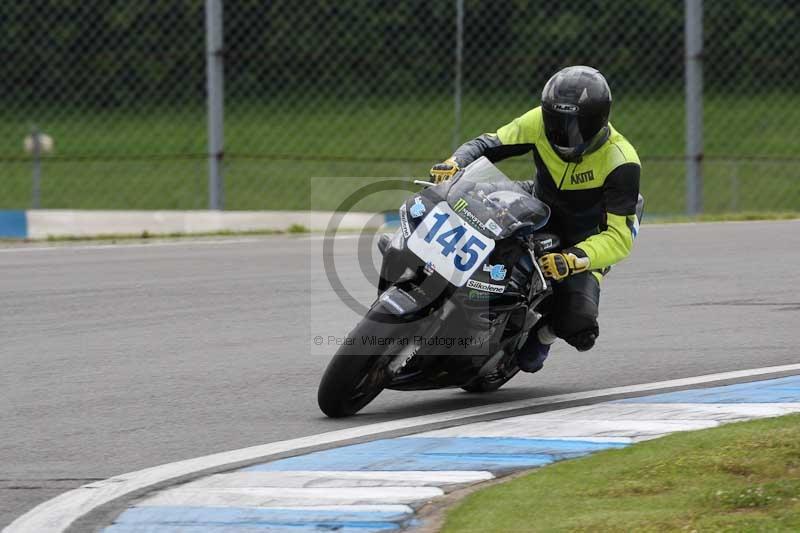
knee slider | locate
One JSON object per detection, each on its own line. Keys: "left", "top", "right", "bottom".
{"left": 554, "top": 311, "right": 598, "bottom": 350}
{"left": 567, "top": 329, "right": 597, "bottom": 352}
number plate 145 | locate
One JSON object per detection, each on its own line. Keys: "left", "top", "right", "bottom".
{"left": 407, "top": 201, "right": 496, "bottom": 287}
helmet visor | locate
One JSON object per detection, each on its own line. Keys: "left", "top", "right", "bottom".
{"left": 542, "top": 108, "right": 584, "bottom": 149}
{"left": 543, "top": 107, "right": 607, "bottom": 148}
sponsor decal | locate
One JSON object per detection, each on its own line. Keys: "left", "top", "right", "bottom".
{"left": 423, "top": 261, "right": 435, "bottom": 275}
{"left": 538, "top": 238, "right": 553, "bottom": 250}
{"left": 483, "top": 263, "right": 507, "bottom": 281}
{"left": 467, "top": 279, "right": 505, "bottom": 293}
{"left": 460, "top": 209, "right": 486, "bottom": 231}
{"left": 485, "top": 218, "right": 502, "bottom": 236}
{"left": 452, "top": 198, "right": 489, "bottom": 233}
{"left": 570, "top": 170, "right": 595, "bottom": 185}
{"left": 398, "top": 203, "right": 411, "bottom": 238}
{"left": 409, "top": 196, "right": 426, "bottom": 218}
{"left": 554, "top": 103, "right": 579, "bottom": 113}
{"left": 468, "top": 289, "right": 492, "bottom": 302}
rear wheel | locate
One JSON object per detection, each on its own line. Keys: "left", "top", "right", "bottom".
{"left": 461, "top": 357, "right": 520, "bottom": 393}
{"left": 317, "top": 307, "right": 419, "bottom": 417}
{"left": 461, "top": 370, "right": 519, "bottom": 393}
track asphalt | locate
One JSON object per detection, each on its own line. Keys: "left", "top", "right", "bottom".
{"left": 2, "top": 220, "right": 798, "bottom": 528}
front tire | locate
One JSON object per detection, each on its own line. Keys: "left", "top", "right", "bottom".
{"left": 317, "top": 348, "right": 388, "bottom": 418}
{"left": 317, "top": 306, "right": 419, "bottom": 417}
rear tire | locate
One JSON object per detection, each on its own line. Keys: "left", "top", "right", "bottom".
{"left": 461, "top": 366, "right": 519, "bottom": 393}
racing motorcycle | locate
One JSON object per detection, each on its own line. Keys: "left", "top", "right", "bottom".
{"left": 317, "top": 157, "right": 561, "bottom": 418}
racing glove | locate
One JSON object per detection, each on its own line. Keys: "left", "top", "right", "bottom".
{"left": 429, "top": 158, "right": 460, "bottom": 183}
{"left": 538, "top": 248, "right": 591, "bottom": 281}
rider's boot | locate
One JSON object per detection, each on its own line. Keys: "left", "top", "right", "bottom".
{"left": 516, "top": 324, "right": 557, "bottom": 373}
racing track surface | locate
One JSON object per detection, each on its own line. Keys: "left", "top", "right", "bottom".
{"left": 2, "top": 220, "right": 799, "bottom": 528}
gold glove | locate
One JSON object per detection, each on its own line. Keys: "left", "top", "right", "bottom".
{"left": 538, "top": 250, "right": 590, "bottom": 281}
{"left": 429, "top": 158, "right": 460, "bottom": 183}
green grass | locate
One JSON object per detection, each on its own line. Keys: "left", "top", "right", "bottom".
{"left": 648, "top": 211, "right": 800, "bottom": 223}
{"left": 286, "top": 223, "right": 310, "bottom": 234}
{"left": 1, "top": 92, "right": 798, "bottom": 212}
{"left": 39, "top": 228, "right": 291, "bottom": 242}
{"left": 442, "top": 414, "right": 800, "bottom": 532}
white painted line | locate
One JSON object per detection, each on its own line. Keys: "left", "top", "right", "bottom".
{"left": 139, "top": 503, "right": 417, "bottom": 514}
{"left": 642, "top": 218, "right": 800, "bottom": 228}
{"left": 494, "top": 436, "right": 637, "bottom": 444}
{"left": 0, "top": 238, "right": 274, "bottom": 254}
{"left": 299, "top": 234, "right": 364, "bottom": 241}
{"left": 547, "top": 402, "right": 800, "bottom": 421}
{"left": 138, "top": 486, "right": 444, "bottom": 508}
{"left": 416, "top": 403, "right": 800, "bottom": 440}
{"left": 182, "top": 470, "right": 494, "bottom": 489}
{"left": 416, "top": 418, "right": 719, "bottom": 440}
{"left": 7, "top": 362, "right": 800, "bottom": 533}
{"left": 248, "top": 504, "right": 414, "bottom": 513}
{"left": 0, "top": 232, "right": 364, "bottom": 254}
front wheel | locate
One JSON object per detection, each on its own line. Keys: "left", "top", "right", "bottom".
{"left": 317, "top": 306, "right": 419, "bottom": 417}
{"left": 317, "top": 349, "right": 388, "bottom": 418}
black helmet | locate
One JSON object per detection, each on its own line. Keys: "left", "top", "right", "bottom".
{"left": 541, "top": 66, "right": 612, "bottom": 161}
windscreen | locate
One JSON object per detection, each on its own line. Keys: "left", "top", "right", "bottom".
{"left": 446, "top": 157, "right": 550, "bottom": 239}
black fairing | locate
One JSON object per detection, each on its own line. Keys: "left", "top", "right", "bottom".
{"left": 372, "top": 159, "right": 551, "bottom": 390}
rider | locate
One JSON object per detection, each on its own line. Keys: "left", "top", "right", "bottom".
{"left": 430, "top": 65, "right": 641, "bottom": 373}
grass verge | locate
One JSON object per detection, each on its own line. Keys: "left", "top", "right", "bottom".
{"left": 646, "top": 211, "right": 800, "bottom": 223}
{"left": 442, "top": 414, "right": 800, "bottom": 532}
{"left": 1, "top": 94, "right": 799, "bottom": 212}
{"left": 32, "top": 227, "right": 301, "bottom": 243}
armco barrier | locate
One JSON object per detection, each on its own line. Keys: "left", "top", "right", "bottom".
{"left": 0, "top": 210, "right": 388, "bottom": 239}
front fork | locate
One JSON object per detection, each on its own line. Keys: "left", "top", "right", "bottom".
{"left": 514, "top": 245, "right": 553, "bottom": 352}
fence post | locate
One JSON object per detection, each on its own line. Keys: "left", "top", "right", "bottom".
{"left": 452, "top": 0, "right": 464, "bottom": 152}
{"left": 685, "top": 0, "right": 703, "bottom": 215}
{"left": 30, "top": 128, "right": 42, "bottom": 209}
{"left": 205, "top": 0, "right": 225, "bottom": 210}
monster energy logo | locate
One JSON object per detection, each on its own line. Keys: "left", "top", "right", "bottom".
{"left": 451, "top": 198, "right": 487, "bottom": 231}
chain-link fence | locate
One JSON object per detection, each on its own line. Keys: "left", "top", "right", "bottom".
{"left": 1, "top": 1, "right": 798, "bottom": 215}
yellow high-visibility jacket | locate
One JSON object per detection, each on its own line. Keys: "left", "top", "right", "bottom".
{"left": 451, "top": 106, "right": 641, "bottom": 272}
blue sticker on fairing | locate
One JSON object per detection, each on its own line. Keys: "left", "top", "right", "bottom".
{"left": 410, "top": 197, "right": 426, "bottom": 218}
{"left": 483, "top": 264, "right": 507, "bottom": 281}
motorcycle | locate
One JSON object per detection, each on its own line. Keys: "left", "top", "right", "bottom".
{"left": 317, "top": 157, "right": 561, "bottom": 418}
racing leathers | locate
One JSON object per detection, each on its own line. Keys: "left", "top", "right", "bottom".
{"left": 447, "top": 106, "right": 641, "bottom": 352}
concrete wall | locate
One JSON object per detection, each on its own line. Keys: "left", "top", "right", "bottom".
{"left": 0, "top": 210, "right": 388, "bottom": 239}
